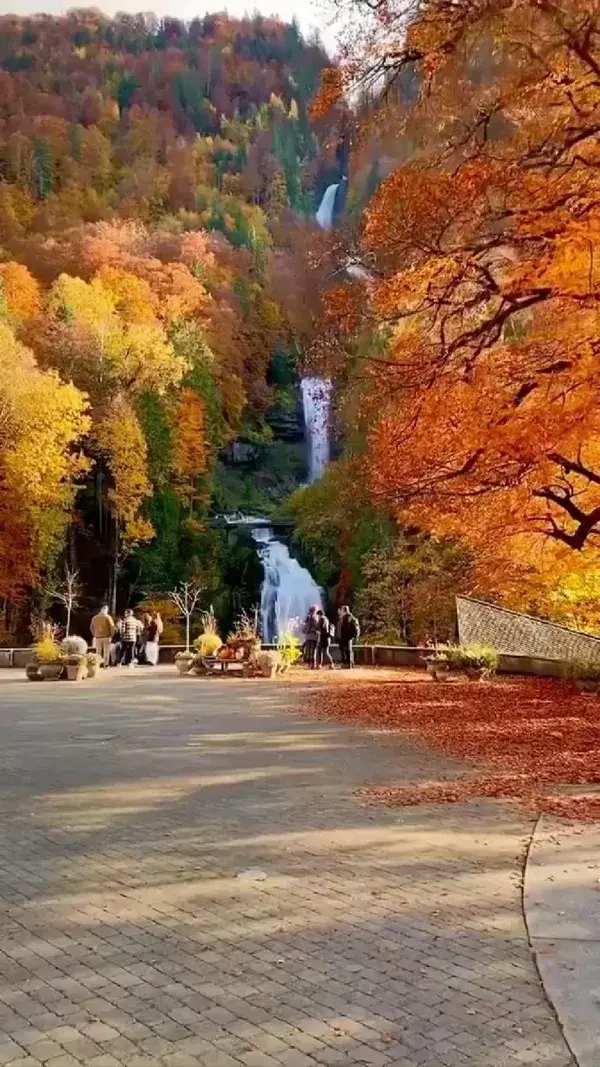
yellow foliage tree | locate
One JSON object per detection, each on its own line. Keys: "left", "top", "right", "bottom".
{"left": 0, "top": 321, "right": 89, "bottom": 599}
{"left": 46, "top": 272, "right": 188, "bottom": 398}
{"left": 95, "top": 396, "right": 153, "bottom": 610}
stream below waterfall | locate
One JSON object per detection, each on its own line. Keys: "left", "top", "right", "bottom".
{"left": 236, "top": 183, "right": 341, "bottom": 641}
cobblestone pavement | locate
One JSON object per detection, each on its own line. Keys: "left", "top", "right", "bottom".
{"left": 0, "top": 670, "right": 574, "bottom": 1067}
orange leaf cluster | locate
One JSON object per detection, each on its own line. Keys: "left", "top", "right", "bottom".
{"left": 309, "top": 677, "right": 600, "bottom": 821}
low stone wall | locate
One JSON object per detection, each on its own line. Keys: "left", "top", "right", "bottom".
{"left": 2, "top": 644, "right": 570, "bottom": 679}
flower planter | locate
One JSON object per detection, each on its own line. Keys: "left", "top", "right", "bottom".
{"left": 466, "top": 666, "right": 488, "bottom": 682}
{"left": 39, "top": 662, "right": 64, "bottom": 681}
{"left": 66, "top": 660, "right": 87, "bottom": 681}
{"left": 25, "top": 663, "right": 44, "bottom": 682}
{"left": 426, "top": 660, "right": 449, "bottom": 682}
{"left": 193, "top": 656, "right": 219, "bottom": 675}
{"left": 86, "top": 656, "right": 100, "bottom": 679}
{"left": 175, "top": 654, "right": 194, "bottom": 675}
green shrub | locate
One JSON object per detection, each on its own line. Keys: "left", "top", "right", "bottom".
{"left": 446, "top": 643, "right": 499, "bottom": 674}
{"left": 564, "top": 658, "right": 600, "bottom": 682}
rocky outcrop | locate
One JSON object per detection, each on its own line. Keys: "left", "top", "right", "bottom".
{"left": 266, "top": 399, "right": 305, "bottom": 442}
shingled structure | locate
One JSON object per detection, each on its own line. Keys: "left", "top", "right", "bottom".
{"left": 456, "top": 596, "right": 600, "bottom": 662}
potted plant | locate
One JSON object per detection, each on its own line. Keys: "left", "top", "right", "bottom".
{"left": 227, "top": 610, "right": 260, "bottom": 653}
{"left": 194, "top": 608, "right": 223, "bottom": 662}
{"left": 66, "top": 654, "right": 87, "bottom": 681}
{"left": 61, "top": 635, "right": 88, "bottom": 656}
{"left": 423, "top": 648, "right": 450, "bottom": 681}
{"left": 175, "top": 650, "right": 195, "bottom": 675}
{"left": 446, "top": 643, "right": 499, "bottom": 680}
{"left": 565, "top": 659, "right": 600, "bottom": 693}
{"left": 86, "top": 651, "right": 100, "bottom": 678}
{"left": 34, "top": 634, "right": 65, "bottom": 680}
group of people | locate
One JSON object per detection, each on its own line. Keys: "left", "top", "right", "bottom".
{"left": 302, "top": 605, "right": 360, "bottom": 669}
{"left": 90, "top": 606, "right": 163, "bottom": 668}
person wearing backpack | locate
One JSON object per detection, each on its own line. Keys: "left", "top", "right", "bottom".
{"left": 339, "top": 605, "right": 360, "bottom": 669}
{"left": 315, "top": 609, "right": 335, "bottom": 669}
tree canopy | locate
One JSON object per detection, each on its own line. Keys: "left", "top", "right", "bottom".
{"left": 315, "top": 0, "right": 600, "bottom": 612}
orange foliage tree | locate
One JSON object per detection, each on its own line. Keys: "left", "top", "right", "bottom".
{"left": 324, "top": 0, "right": 600, "bottom": 592}
{"left": 173, "top": 389, "right": 209, "bottom": 513}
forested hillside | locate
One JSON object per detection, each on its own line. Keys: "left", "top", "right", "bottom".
{"left": 0, "top": 10, "right": 338, "bottom": 640}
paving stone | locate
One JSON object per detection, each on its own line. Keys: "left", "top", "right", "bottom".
{"left": 0, "top": 671, "right": 575, "bottom": 1067}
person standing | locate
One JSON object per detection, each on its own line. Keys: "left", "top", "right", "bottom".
{"left": 137, "top": 613, "right": 152, "bottom": 665}
{"left": 339, "top": 605, "right": 360, "bottom": 669}
{"left": 109, "top": 617, "right": 123, "bottom": 666}
{"left": 121, "top": 609, "right": 143, "bottom": 667}
{"left": 90, "top": 605, "right": 115, "bottom": 668}
{"left": 144, "top": 614, "right": 160, "bottom": 666}
{"left": 302, "top": 605, "right": 319, "bottom": 665}
{"left": 315, "top": 609, "right": 335, "bottom": 669}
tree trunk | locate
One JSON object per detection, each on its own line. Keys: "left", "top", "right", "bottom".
{"left": 186, "top": 614, "right": 190, "bottom": 652}
{"left": 108, "top": 515, "right": 119, "bottom": 616}
{"left": 66, "top": 605, "right": 71, "bottom": 637}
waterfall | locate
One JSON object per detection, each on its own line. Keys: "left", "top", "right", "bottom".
{"left": 301, "top": 377, "right": 333, "bottom": 483}
{"left": 253, "top": 527, "right": 322, "bottom": 642}
{"left": 315, "top": 182, "right": 339, "bottom": 231}
{"left": 297, "top": 182, "right": 341, "bottom": 486}
{"left": 224, "top": 184, "right": 346, "bottom": 642}
{"left": 222, "top": 515, "right": 321, "bottom": 641}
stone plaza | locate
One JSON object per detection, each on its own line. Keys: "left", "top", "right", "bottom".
{"left": 0, "top": 669, "right": 575, "bottom": 1067}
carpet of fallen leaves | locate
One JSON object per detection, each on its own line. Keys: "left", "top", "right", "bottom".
{"left": 309, "top": 676, "right": 600, "bottom": 821}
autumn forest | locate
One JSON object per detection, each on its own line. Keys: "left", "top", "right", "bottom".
{"left": 2, "top": 0, "right": 600, "bottom": 645}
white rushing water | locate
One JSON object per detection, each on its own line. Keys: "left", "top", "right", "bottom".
{"left": 222, "top": 515, "right": 322, "bottom": 642}
{"left": 315, "top": 181, "right": 339, "bottom": 231}
{"left": 301, "top": 377, "right": 333, "bottom": 483}
{"left": 253, "top": 527, "right": 322, "bottom": 642}
{"left": 298, "top": 181, "right": 340, "bottom": 483}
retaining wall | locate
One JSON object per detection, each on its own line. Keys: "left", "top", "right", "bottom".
{"left": 3, "top": 644, "right": 571, "bottom": 678}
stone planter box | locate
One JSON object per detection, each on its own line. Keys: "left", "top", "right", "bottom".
{"left": 39, "top": 662, "right": 64, "bottom": 681}
{"left": 175, "top": 654, "right": 194, "bottom": 675}
{"left": 66, "top": 658, "right": 87, "bottom": 681}
{"left": 425, "top": 660, "right": 449, "bottom": 682}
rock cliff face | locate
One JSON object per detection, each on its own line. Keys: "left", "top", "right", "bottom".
{"left": 223, "top": 442, "right": 260, "bottom": 467}
{"left": 216, "top": 381, "right": 308, "bottom": 513}
{"left": 266, "top": 397, "right": 305, "bottom": 442}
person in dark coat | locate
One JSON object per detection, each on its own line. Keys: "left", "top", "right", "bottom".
{"left": 338, "top": 605, "right": 360, "bottom": 668}
{"left": 302, "top": 605, "right": 319, "bottom": 664}
{"left": 315, "top": 609, "right": 335, "bottom": 669}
